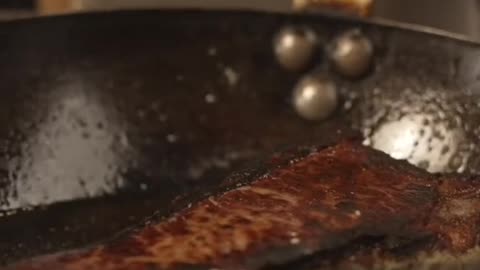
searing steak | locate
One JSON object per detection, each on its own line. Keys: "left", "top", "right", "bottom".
{"left": 6, "top": 141, "right": 480, "bottom": 270}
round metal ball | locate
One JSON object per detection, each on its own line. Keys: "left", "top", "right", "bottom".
{"left": 274, "top": 26, "right": 317, "bottom": 71}
{"left": 329, "top": 29, "right": 373, "bottom": 78}
{"left": 292, "top": 75, "right": 338, "bottom": 121}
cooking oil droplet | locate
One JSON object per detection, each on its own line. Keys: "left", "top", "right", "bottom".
{"left": 207, "top": 47, "right": 217, "bottom": 56}
{"left": 290, "top": 238, "right": 301, "bottom": 245}
{"left": 140, "top": 183, "right": 148, "bottom": 191}
{"left": 224, "top": 67, "right": 239, "bottom": 86}
{"left": 166, "top": 134, "right": 178, "bottom": 143}
{"left": 120, "top": 133, "right": 129, "bottom": 147}
{"left": 137, "top": 109, "right": 146, "bottom": 119}
{"left": 159, "top": 114, "right": 168, "bottom": 122}
{"left": 151, "top": 102, "right": 160, "bottom": 111}
{"left": 417, "top": 160, "right": 430, "bottom": 170}
{"left": 205, "top": 93, "right": 217, "bottom": 104}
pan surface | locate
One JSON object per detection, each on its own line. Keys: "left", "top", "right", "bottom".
{"left": 0, "top": 9, "right": 480, "bottom": 265}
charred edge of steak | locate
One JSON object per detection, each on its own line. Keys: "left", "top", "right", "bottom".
{"left": 262, "top": 235, "right": 436, "bottom": 270}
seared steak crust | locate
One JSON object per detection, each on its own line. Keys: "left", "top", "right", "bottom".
{"left": 6, "top": 142, "right": 480, "bottom": 270}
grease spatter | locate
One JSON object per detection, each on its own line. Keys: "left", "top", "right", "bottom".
{"left": 224, "top": 67, "right": 239, "bottom": 86}
{"left": 205, "top": 93, "right": 217, "bottom": 104}
{"left": 166, "top": 134, "right": 178, "bottom": 143}
{"left": 208, "top": 47, "right": 217, "bottom": 56}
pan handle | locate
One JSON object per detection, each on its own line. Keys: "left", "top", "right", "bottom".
{"left": 292, "top": 0, "right": 373, "bottom": 17}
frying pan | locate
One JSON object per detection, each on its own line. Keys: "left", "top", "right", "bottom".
{"left": 1, "top": 7, "right": 480, "bottom": 266}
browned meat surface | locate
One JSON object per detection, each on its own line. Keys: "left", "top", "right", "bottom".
{"left": 6, "top": 141, "right": 480, "bottom": 270}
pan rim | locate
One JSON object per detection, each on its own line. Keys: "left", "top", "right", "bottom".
{"left": 0, "top": 8, "right": 476, "bottom": 45}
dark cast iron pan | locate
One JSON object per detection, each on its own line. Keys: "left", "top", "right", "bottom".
{"left": 1, "top": 9, "right": 480, "bottom": 265}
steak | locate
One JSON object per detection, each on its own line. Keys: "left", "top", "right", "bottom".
{"left": 6, "top": 141, "right": 480, "bottom": 270}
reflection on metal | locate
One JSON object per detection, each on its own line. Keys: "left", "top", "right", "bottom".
{"left": 369, "top": 114, "right": 464, "bottom": 173}
{"left": 328, "top": 29, "right": 373, "bottom": 78}
{"left": 4, "top": 78, "right": 129, "bottom": 210}
{"left": 293, "top": 74, "right": 338, "bottom": 121}
{"left": 274, "top": 26, "right": 317, "bottom": 71}
{"left": 347, "top": 74, "right": 478, "bottom": 174}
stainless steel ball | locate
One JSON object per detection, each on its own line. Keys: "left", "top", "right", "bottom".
{"left": 274, "top": 26, "right": 317, "bottom": 71}
{"left": 292, "top": 75, "right": 338, "bottom": 121}
{"left": 329, "top": 29, "right": 373, "bottom": 78}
